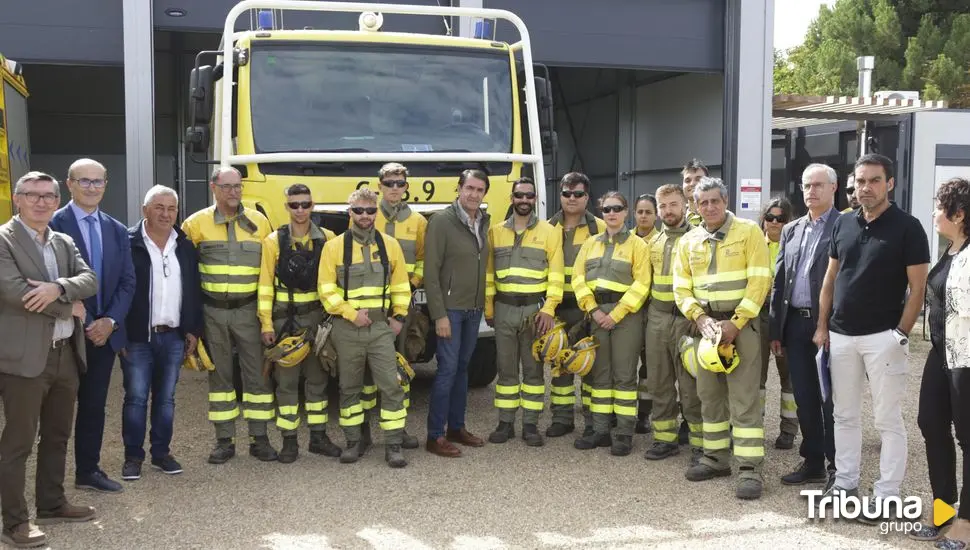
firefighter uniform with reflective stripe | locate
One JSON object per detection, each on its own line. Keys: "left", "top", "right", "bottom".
{"left": 686, "top": 210, "right": 703, "bottom": 228}
{"left": 547, "top": 211, "right": 606, "bottom": 426}
{"left": 485, "top": 214, "right": 564, "bottom": 426}
{"left": 258, "top": 223, "right": 336, "bottom": 437}
{"left": 645, "top": 219, "right": 703, "bottom": 448}
{"left": 636, "top": 228, "right": 660, "bottom": 416}
{"left": 318, "top": 226, "right": 411, "bottom": 445}
{"left": 673, "top": 212, "right": 772, "bottom": 478}
{"left": 370, "top": 200, "right": 428, "bottom": 410}
{"left": 572, "top": 228, "right": 651, "bottom": 437}
{"left": 182, "top": 205, "right": 273, "bottom": 439}
{"left": 759, "top": 237, "right": 798, "bottom": 438}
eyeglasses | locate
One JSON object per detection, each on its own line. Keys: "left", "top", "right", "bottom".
{"left": 350, "top": 206, "right": 378, "bottom": 215}
{"left": 287, "top": 201, "right": 312, "bottom": 211}
{"left": 72, "top": 177, "right": 106, "bottom": 189}
{"left": 601, "top": 205, "right": 626, "bottom": 214}
{"left": 561, "top": 190, "right": 587, "bottom": 199}
{"left": 17, "top": 192, "right": 59, "bottom": 205}
{"left": 512, "top": 191, "right": 536, "bottom": 199}
{"left": 845, "top": 187, "right": 855, "bottom": 194}
{"left": 764, "top": 213, "right": 788, "bottom": 223}
{"left": 162, "top": 255, "right": 171, "bottom": 278}
{"left": 381, "top": 180, "right": 407, "bottom": 188}
{"left": 215, "top": 183, "right": 243, "bottom": 192}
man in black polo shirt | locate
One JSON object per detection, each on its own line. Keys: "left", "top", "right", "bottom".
{"left": 814, "top": 153, "right": 929, "bottom": 506}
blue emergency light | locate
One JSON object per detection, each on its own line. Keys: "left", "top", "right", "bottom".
{"left": 258, "top": 9, "right": 274, "bottom": 30}
{"left": 474, "top": 19, "right": 493, "bottom": 39}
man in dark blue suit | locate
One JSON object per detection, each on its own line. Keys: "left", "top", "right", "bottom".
{"left": 50, "top": 158, "right": 135, "bottom": 493}
{"left": 768, "top": 163, "right": 840, "bottom": 488}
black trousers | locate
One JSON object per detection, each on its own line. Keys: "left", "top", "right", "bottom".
{"left": 784, "top": 311, "right": 835, "bottom": 469}
{"left": 918, "top": 344, "right": 970, "bottom": 521}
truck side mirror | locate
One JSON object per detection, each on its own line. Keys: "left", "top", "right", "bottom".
{"left": 185, "top": 125, "right": 210, "bottom": 154}
{"left": 189, "top": 65, "right": 215, "bottom": 125}
{"left": 534, "top": 76, "right": 554, "bottom": 133}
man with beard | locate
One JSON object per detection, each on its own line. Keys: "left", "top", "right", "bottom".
{"left": 545, "top": 172, "right": 606, "bottom": 439}
{"left": 484, "top": 177, "right": 564, "bottom": 447}
{"left": 318, "top": 188, "right": 412, "bottom": 468}
{"left": 682, "top": 159, "right": 708, "bottom": 228}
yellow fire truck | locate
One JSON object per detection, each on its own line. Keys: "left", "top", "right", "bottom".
{"left": 0, "top": 54, "right": 30, "bottom": 224}
{"left": 186, "top": 1, "right": 555, "bottom": 386}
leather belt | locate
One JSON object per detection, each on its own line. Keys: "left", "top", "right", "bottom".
{"left": 705, "top": 310, "right": 734, "bottom": 321}
{"left": 791, "top": 307, "right": 813, "bottom": 319}
{"left": 152, "top": 325, "right": 176, "bottom": 333}
{"left": 203, "top": 295, "right": 257, "bottom": 309}
{"left": 494, "top": 293, "right": 544, "bottom": 307}
{"left": 594, "top": 291, "right": 625, "bottom": 304}
{"left": 272, "top": 302, "right": 321, "bottom": 319}
{"left": 51, "top": 338, "right": 70, "bottom": 350}
{"left": 649, "top": 301, "right": 684, "bottom": 317}
{"left": 559, "top": 294, "right": 578, "bottom": 310}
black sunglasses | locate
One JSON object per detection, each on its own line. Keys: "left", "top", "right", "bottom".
{"left": 561, "top": 190, "right": 587, "bottom": 199}
{"left": 764, "top": 213, "right": 788, "bottom": 223}
{"left": 350, "top": 206, "right": 378, "bottom": 215}
{"left": 601, "top": 205, "right": 626, "bottom": 214}
{"left": 845, "top": 187, "right": 855, "bottom": 194}
{"left": 512, "top": 191, "right": 536, "bottom": 199}
{"left": 287, "top": 201, "right": 312, "bottom": 211}
{"left": 381, "top": 180, "right": 407, "bottom": 188}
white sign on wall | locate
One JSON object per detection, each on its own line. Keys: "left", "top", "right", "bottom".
{"left": 739, "top": 178, "right": 763, "bottom": 213}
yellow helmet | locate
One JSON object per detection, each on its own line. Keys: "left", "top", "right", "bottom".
{"left": 264, "top": 329, "right": 311, "bottom": 368}
{"left": 679, "top": 335, "right": 699, "bottom": 379}
{"left": 396, "top": 352, "right": 415, "bottom": 387}
{"left": 552, "top": 335, "right": 598, "bottom": 377}
{"left": 695, "top": 333, "right": 741, "bottom": 374}
{"left": 183, "top": 338, "right": 215, "bottom": 372}
{"left": 532, "top": 320, "right": 568, "bottom": 364}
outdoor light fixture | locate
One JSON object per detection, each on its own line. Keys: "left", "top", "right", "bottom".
{"left": 164, "top": 7, "right": 187, "bottom": 17}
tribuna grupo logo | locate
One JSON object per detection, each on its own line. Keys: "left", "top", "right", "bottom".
{"left": 803, "top": 489, "right": 957, "bottom": 535}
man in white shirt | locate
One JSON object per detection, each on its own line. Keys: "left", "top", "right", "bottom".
{"left": 119, "top": 186, "right": 203, "bottom": 481}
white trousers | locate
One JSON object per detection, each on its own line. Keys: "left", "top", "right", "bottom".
{"left": 829, "top": 329, "right": 908, "bottom": 497}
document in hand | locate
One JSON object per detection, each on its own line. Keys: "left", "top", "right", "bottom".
{"left": 816, "top": 347, "right": 832, "bottom": 402}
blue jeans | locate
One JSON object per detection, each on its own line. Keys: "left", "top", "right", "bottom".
{"left": 427, "top": 309, "right": 482, "bottom": 440}
{"left": 785, "top": 311, "right": 835, "bottom": 470}
{"left": 120, "top": 331, "right": 185, "bottom": 461}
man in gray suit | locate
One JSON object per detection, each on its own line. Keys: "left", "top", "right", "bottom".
{"left": 768, "top": 163, "right": 840, "bottom": 489}
{"left": 0, "top": 172, "right": 99, "bottom": 548}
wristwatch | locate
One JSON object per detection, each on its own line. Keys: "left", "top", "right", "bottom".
{"left": 392, "top": 314, "right": 407, "bottom": 324}
{"left": 108, "top": 318, "right": 118, "bottom": 331}
{"left": 892, "top": 327, "right": 909, "bottom": 346}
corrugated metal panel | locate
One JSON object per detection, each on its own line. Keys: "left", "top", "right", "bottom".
{"left": 772, "top": 94, "right": 948, "bottom": 129}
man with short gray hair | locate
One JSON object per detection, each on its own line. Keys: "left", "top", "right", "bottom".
{"left": 120, "top": 185, "right": 203, "bottom": 481}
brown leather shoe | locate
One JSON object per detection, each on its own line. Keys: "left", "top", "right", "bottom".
{"left": 1, "top": 522, "right": 47, "bottom": 548}
{"left": 446, "top": 428, "right": 485, "bottom": 447}
{"left": 35, "top": 503, "right": 96, "bottom": 525}
{"left": 425, "top": 436, "right": 462, "bottom": 457}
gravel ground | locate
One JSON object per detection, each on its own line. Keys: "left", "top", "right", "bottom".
{"left": 0, "top": 323, "right": 952, "bottom": 549}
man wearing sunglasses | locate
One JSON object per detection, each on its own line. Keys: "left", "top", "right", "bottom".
{"left": 545, "top": 172, "right": 605, "bottom": 438}
{"left": 50, "top": 158, "right": 136, "bottom": 494}
{"left": 318, "top": 188, "right": 412, "bottom": 468}
{"left": 484, "top": 177, "right": 564, "bottom": 447}
{"left": 257, "top": 184, "right": 341, "bottom": 463}
{"left": 182, "top": 167, "right": 276, "bottom": 465}
{"left": 121, "top": 185, "right": 203, "bottom": 481}
{"left": 372, "top": 162, "right": 428, "bottom": 450}
{"left": 843, "top": 174, "right": 860, "bottom": 213}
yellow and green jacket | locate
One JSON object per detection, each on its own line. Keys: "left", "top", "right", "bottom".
{"left": 181, "top": 205, "right": 272, "bottom": 302}
{"left": 672, "top": 212, "right": 772, "bottom": 329}
{"left": 548, "top": 211, "right": 606, "bottom": 308}
{"left": 572, "top": 227, "right": 652, "bottom": 324}
{"left": 485, "top": 214, "right": 564, "bottom": 319}
{"left": 648, "top": 220, "right": 693, "bottom": 309}
{"left": 257, "top": 223, "right": 336, "bottom": 333}
{"left": 375, "top": 200, "right": 427, "bottom": 288}
{"left": 317, "top": 226, "right": 411, "bottom": 322}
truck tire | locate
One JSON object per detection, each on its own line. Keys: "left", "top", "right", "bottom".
{"left": 466, "top": 337, "right": 497, "bottom": 388}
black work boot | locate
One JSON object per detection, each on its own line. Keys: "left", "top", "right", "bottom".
{"left": 488, "top": 421, "right": 515, "bottom": 444}
{"left": 401, "top": 429, "right": 420, "bottom": 450}
{"left": 279, "top": 435, "right": 299, "bottom": 464}
{"left": 644, "top": 441, "right": 680, "bottom": 460}
{"left": 207, "top": 438, "right": 236, "bottom": 464}
{"left": 385, "top": 444, "right": 407, "bottom": 468}
{"left": 249, "top": 436, "right": 279, "bottom": 462}
{"left": 308, "top": 431, "right": 341, "bottom": 457}
{"left": 574, "top": 432, "right": 611, "bottom": 450}
{"left": 522, "top": 424, "right": 544, "bottom": 447}
{"left": 341, "top": 441, "right": 362, "bottom": 464}
{"left": 611, "top": 434, "right": 633, "bottom": 456}
{"left": 635, "top": 400, "right": 653, "bottom": 434}
{"left": 545, "top": 423, "right": 575, "bottom": 437}
{"left": 360, "top": 421, "right": 373, "bottom": 455}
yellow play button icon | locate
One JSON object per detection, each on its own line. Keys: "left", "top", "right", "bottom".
{"left": 935, "top": 499, "right": 956, "bottom": 526}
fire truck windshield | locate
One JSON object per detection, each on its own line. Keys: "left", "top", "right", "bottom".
{"left": 249, "top": 41, "right": 514, "bottom": 155}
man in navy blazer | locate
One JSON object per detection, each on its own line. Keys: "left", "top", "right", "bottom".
{"left": 49, "top": 158, "right": 135, "bottom": 493}
{"left": 768, "top": 163, "right": 840, "bottom": 488}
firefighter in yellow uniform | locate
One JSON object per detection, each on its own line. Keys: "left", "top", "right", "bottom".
{"left": 673, "top": 177, "right": 772, "bottom": 500}
{"left": 546, "top": 172, "right": 606, "bottom": 438}
{"left": 572, "top": 191, "right": 651, "bottom": 457}
{"left": 484, "top": 177, "right": 564, "bottom": 447}
{"left": 633, "top": 194, "right": 660, "bottom": 434}
{"left": 371, "top": 162, "right": 427, "bottom": 449}
{"left": 318, "top": 188, "right": 412, "bottom": 468}
{"left": 642, "top": 185, "right": 704, "bottom": 463}
{"left": 181, "top": 167, "right": 277, "bottom": 464}
{"left": 257, "top": 184, "right": 342, "bottom": 463}
{"left": 682, "top": 159, "right": 709, "bottom": 227}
